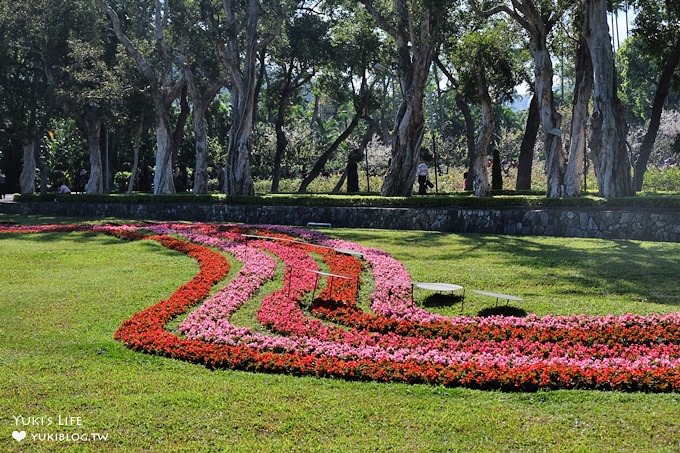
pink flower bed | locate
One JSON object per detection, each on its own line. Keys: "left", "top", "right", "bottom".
{"left": 2, "top": 222, "right": 679, "bottom": 392}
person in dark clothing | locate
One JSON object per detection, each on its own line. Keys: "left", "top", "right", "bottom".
{"left": 0, "top": 169, "right": 6, "bottom": 198}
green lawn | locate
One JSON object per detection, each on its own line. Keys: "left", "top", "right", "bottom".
{"left": 1, "top": 215, "right": 679, "bottom": 452}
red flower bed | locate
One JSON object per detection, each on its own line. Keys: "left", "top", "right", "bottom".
{"left": 311, "top": 299, "right": 680, "bottom": 346}
{"left": 3, "top": 223, "right": 680, "bottom": 392}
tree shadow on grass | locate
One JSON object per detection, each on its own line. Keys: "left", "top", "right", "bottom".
{"left": 421, "top": 293, "right": 464, "bottom": 308}
{"left": 477, "top": 306, "right": 528, "bottom": 317}
{"left": 0, "top": 230, "right": 187, "bottom": 258}
{"left": 366, "top": 231, "right": 680, "bottom": 308}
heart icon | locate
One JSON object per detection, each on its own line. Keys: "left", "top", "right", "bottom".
{"left": 12, "top": 431, "right": 26, "bottom": 442}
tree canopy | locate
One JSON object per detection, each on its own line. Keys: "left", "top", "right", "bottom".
{"left": 0, "top": 0, "right": 677, "bottom": 198}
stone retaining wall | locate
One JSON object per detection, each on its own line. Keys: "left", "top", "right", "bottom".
{"left": 2, "top": 200, "right": 679, "bottom": 242}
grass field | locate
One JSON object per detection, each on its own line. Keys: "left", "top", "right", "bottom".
{"left": 1, "top": 214, "right": 679, "bottom": 452}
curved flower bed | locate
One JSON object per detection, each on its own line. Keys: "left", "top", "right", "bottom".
{"left": 2, "top": 222, "right": 679, "bottom": 392}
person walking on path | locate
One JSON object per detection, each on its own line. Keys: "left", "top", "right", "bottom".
{"left": 416, "top": 160, "right": 433, "bottom": 195}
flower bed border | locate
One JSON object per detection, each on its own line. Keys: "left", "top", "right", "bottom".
{"left": 2, "top": 223, "right": 679, "bottom": 392}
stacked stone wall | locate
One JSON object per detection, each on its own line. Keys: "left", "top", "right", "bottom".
{"left": 2, "top": 200, "right": 679, "bottom": 242}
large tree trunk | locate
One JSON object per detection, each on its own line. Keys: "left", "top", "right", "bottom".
{"left": 98, "top": 0, "right": 183, "bottom": 196}
{"left": 172, "top": 84, "right": 190, "bottom": 170}
{"left": 192, "top": 107, "right": 210, "bottom": 194}
{"left": 177, "top": 54, "right": 221, "bottom": 195}
{"left": 474, "top": 74, "right": 493, "bottom": 197}
{"left": 84, "top": 116, "right": 104, "bottom": 194}
{"left": 585, "top": 0, "right": 633, "bottom": 198}
{"left": 220, "top": 0, "right": 281, "bottom": 196}
{"left": 634, "top": 35, "right": 680, "bottom": 191}
{"left": 472, "top": 0, "right": 566, "bottom": 195}
{"left": 456, "top": 93, "right": 477, "bottom": 191}
{"left": 271, "top": 118, "right": 287, "bottom": 193}
{"left": 19, "top": 138, "right": 36, "bottom": 194}
{"left": 152, "top": 94, "right": 175, "bottom": 195}
{"left": 472, "top": 146, "right": 490, "bottom": 197}
{"left": 380, "top": 84, "right": 428, "bottom": 196}
{"left": 36, "top": 140, "right": 48, "bottom": 196}
{"left": 532, "top": 39, "right": 565, "bottom": 198}
{"left": 66, "top": 106, "right": 105, "bottom": 193}
{"left": 516, "top": 94, "right": 539, "bottom": 191}
{"left": 127, "top": 117, "right": 143, "bottom": 194}
{"left": 361, "top": 0, "right": 439, "bottom": 197}
{"left": 271, "top": 86, "right": 291, "bottom": 193}
{"left": 564, "top": 13, "right": 594, "bottom": 198}
{"left": 225, "top": 87, "right": 256, "bottom": 196}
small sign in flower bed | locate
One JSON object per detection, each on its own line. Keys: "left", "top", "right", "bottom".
{"left": 2, "top": 222, "right": 679, "bottom": 392}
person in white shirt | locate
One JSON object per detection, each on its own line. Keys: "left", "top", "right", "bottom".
{"left": 416, "top": 160, "right": 430, "bottom": 194}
